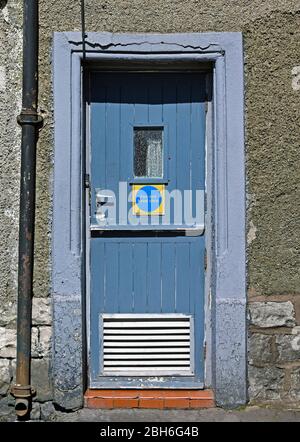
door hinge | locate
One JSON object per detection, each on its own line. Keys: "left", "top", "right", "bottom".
{"left": 204, "top": 248, "right": 207, "bottom": 271}
{"left": 84, "top": 173, "right": 90, "bottom": 188}
{"left": 85, "top": 173, "right": 91, "bottom": 205}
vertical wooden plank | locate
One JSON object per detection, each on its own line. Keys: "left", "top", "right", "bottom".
{"left": 90, "top": 75, "right": 106, "bottom": 224}
{"left": 105, "top": 76, "right": 121, "bottom": 196}
{"left": 176, "top": 75, "right": 191, "bottom": 195}
{"left": 120, "top": 73, "right": 135, "bottom": 181}
{"left": 190, "top": 237, "right": 205, "bottom": 377}
{"left": 175, "top": 242, "right": 191, "bottom": 314}
{"left": 161, "top": 242, "right": 176, "bottom": 312}
{"left": 147, "top": 242, "right": 162, "bottom": 312}
{"left": 190, "top": 239, "right": 204, "bottom": 316}
{"left": 134, "top": 73, "right": 148, "bottom": 124}
{"left": 191, "top": 74, "right": 206, "bottom": 191}
{"left": 90, "top": 239, "right": 105, "bottom": 377}
{"left": 133, "top": 242, "right": 148, "bottom": 313}
{"left": 148, "top": 74, "right": 163, "bottom": 124}
{"left": 189, "top": 75, "right": 205, "bottom": 377}
{"left": 90, "top": 239, "right": 105, "bottom": 313}
{"left": 119, "top": 242, "right": 133, "bottom": 313}
{"left": 190, "top": 74, "right": 206, "bottom": 229}
{"left": 104, "top": 242, "right": 119, "bottom": 313}
{"left": 162, "top": 76, "right": 177, "bottom": 189}
{"left": 90, "top": 97, "right": 106, "bottom": 187}
{"left": 120, "top": 74, "right": 135, "bottom": 223}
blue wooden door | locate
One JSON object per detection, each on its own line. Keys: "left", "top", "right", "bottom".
{"left": 88, "top": 72, "right": 206, "bottom": 388}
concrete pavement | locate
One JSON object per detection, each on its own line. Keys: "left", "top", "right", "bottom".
{"left": 55, "top": 406, "right": 300, "bottom": 422}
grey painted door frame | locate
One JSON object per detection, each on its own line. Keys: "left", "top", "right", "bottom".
{"left": 52, "top": 32, "right": 246, "bottom": 410}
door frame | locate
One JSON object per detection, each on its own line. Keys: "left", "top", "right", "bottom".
{"left": 52, "top": 32, "right": 246, "bottom": 409}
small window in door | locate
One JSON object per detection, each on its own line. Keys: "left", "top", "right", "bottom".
{"left": 134, "top": 127, "right": 163, "bottom": 178}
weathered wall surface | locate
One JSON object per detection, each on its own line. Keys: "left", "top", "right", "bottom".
{"left": 0, "top": 0, "right": 300, "bottom": 419}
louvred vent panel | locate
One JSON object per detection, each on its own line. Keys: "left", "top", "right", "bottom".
{"left": 101, "top": 314, "right": 194, "bottom": 376}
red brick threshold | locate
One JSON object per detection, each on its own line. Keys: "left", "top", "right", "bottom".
{"left": 85, "top": 389, "right": 215, "bottom": 409}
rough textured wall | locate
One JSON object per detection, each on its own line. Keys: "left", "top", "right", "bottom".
{"left": 0, "top": 1, "right": 22, "bottom": 323}
{"left": 0, "top": 0, "right": 23, "bottom": 417}
{"left": 245, "top": 12, "right": 300, "bottom": 295}
{"left": 0, "top": 0, "right": 300, "bottom": 419}
{"left": 249, "top": 300, "right": 300, "bottom": 404}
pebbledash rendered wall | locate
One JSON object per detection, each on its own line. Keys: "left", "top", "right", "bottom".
{"left": 0, "top": 0, "right": 300, "bottom": 420}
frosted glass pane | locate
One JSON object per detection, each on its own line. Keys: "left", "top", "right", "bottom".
{"left": 134, "top": 127, "right": 163, "bottom": 178}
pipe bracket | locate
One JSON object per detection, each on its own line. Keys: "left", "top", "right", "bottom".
{"left": 11, "top": 384, "right": 36, "bottom": 399}
{"left": 17, "top": 110, "right": 43, "bottom": 127}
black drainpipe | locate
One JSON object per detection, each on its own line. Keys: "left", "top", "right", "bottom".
{"left": 11, "top": 0, "right": 43, "bottom": 418}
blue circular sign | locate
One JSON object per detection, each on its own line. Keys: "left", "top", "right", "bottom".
{"left": 135, "top": 185, "right": 162, "bottom": 213}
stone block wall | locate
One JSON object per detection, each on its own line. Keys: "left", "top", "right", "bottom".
{"left": 248, "top": 298, "right": 300, "bottom": 405}
{"left": 0, "top": 298, "right": 52, "bottom": 420}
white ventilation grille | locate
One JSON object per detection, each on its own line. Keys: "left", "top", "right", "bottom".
{"left": 101, "top": 314, "right": 194, "bottom": 376}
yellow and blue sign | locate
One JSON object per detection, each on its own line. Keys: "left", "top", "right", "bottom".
{"left": 132, "top": 184, "right": 165, "bottom": 215}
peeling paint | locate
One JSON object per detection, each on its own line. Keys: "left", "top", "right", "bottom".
{"left": 247, "top": 220, "right": 257, "bottom": 245}
{"left": 292, "top": 66, "right": 300, "bottom": 91}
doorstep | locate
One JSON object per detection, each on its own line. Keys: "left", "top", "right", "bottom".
{"left": 84, "top": 389, "right": 215, "bottom": 409}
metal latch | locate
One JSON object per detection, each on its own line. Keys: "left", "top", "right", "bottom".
{"left": 96, "top": 194, "right": 114, "bottom": 205}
